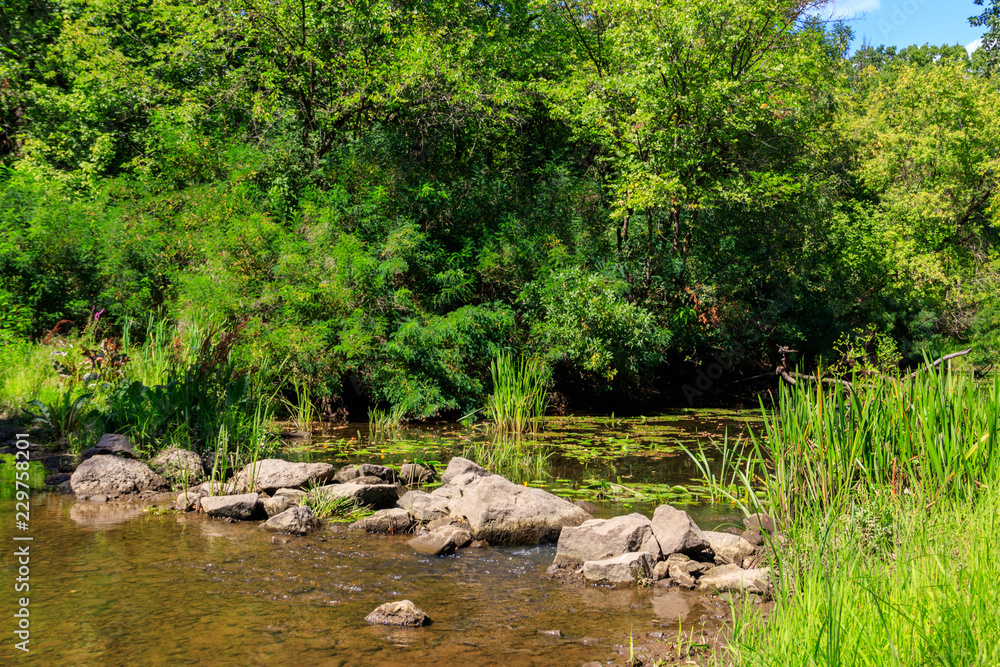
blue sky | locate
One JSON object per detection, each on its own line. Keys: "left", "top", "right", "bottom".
{"left": 820, "top": 0, "right": 986, "bottom": 53}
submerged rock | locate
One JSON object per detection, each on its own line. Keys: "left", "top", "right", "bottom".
{"left": 233, "top": 459, "right": 336, "bottom": 493}
{"left": 365, "top": 600, "right": 431, "bottom": 627}
{"left": 151, "top": 447, "right": 206, "bottom": 485}
{"left": 583, "top": 551, "right": 658, "bottom": 585}
{"left": 407, "top": 532, "right": 457, "bottom": 556}
{"left": 70, "top": 456, "right": 170, "bottom": 498}
{"left": 263, "top": 506, "right": 323, "bottom": 535}
{"left": 200, "top": 493, "right": 260, "bottom": 520}
{"left": 650, "top": 505, "right": 709, "bottom": 556}
{"left": 553, "top": 513, "right": 660, "bottom": 567}
{"left": 432, "top": 523, "right": 472, "bottom": 549}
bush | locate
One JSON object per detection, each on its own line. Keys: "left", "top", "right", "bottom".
{"left": 522, "top": 267, "right": 670, "bottom": 390}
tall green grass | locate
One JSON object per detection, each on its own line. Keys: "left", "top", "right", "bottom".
{"left": 703, "top": 365, "right": 1000, "bottom": 666}
{"left": 738, "top": 367, "right": 1000, "bottom": 523}
{"left": 368, "top": 404, "right": 406, "bottom": 433}
{"left": 281, "top": 376, "right": 315, "bottom": 433}
{"left": 485, "top": 353, "right": 549, "bottom": 434}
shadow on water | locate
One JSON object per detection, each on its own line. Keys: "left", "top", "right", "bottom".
{"left": 0, "top": 409, "right": 757, "bottom": 665}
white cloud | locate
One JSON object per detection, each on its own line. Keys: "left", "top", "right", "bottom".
{"left": 966, "top": 38, "right": 983, "bottom": 54}
{"left": 822, "top": 0, "right": 881, "bottom": 19}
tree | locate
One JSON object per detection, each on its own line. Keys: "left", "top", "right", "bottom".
{"left": 971, "top": 0, "right": 1000, "bottom": 75}
{"left": 542, "top": 0, "right": 843, "bottom": 299}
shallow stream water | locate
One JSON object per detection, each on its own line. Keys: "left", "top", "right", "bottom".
{"left": 1, "top": 410, "right": 757, "bottom": 666}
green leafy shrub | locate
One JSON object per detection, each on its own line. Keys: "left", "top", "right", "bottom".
{"left": 522, "top": 267, "right": 670, "bottom": 389}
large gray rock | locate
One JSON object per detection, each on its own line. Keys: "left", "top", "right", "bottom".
{"left": 71, "top": 456, "right": 170, "bottom": 498}
{"left": 400, "top": 463, "right": 435, "bottom": 485}
{"left": 450, "top": 475, "right": 591, "bottom": 544}
{"left": 397, "top": 490, "right": 451, "bottom": 522}
{"left": 315, "top": 483, "right": 399, "bottom": 509}
{"left": 350, "top": 508, "right": 414, "bottom": 534}
{"left": 650, "top": 505, "right": 709, "bottom": 556}
{"left": 200, "top": 493, "right": 260, "bottom": 520}
{"left": 583, "top": 552, "right": 658, "bottom": 585}
{"left": 704, "top": 531, "right": 756, "bottom": 566}
{"left": 263, "top": 506, "right": 323, "bottom": 534}
{"left": 698, "top": 564, "right": 770, "bottom": 595}
{"left": 553, "top": 513, "right": 660, "bottom": 567}
{"left": 80, "top": 433, "right": 135, "bottom": 460}
{"left": 365, "top": 600, "right": 431, "bottom": 626}
{"left": 440, "top": 457, "right": 492, "bottom": 487}
{"left": 151, "top": 447, "right": 206, "bottom": 485}
{"left": 233, "top": 459, "right": 336, "bottom": 493}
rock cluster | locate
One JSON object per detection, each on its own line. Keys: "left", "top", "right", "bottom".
{"left": 350, "top": 457, "right": 592, "bottom": 557}
{"left": 65, "top": 437, "right": 776, "bottom": 600}
{"left": 548, "top": 505, "right": 776, "bottom": 596}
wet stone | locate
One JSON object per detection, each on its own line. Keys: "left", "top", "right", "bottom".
{"left": 200, "top": 493, "right": 260, "bottom": 520}
{"left": 365, "top": 600, "right": 431, "bottom": 627}
{"left": 263, "top": 506, "right": 323, "bottom": 535}
{"left": 350, "top": 508, "right": 413, "bottom": 534}
{"left": 408, "top": 532, "right": 456, "bottom": 557}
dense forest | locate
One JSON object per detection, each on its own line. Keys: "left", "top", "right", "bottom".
{"left": 2, "top": 0, "right": 999, "bottom": 419}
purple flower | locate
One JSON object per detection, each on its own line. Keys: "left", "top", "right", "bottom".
{"left": 94, "top": 308, "right": 105, "bottom": 321}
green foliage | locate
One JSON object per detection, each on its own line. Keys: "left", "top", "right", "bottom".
{"left": 25, "top": 389, "right": 99, "bottom": 447}
{"left": 524, "top": 267, "right": 669, "bottom": 388}
{"left": 463, "top": 437, "right": 551, "bottom": 485}
{"left": 971, "top": 0, "right": 1000, "bottom": 75}
{"left": 0, "top": 0, "right": 997, "bottom": 421}
{"left": 300, "top": 488, "right": 373, "bottom": 522}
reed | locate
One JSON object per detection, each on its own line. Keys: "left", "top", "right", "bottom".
{"left": 282, "top": 376, "right": 315, "bottom": 433}
{"left": 485, "top": 353, "right": 549, "bottom": 434}
{"left": 697, "top": 362, "right": 1000, "bottom": 666}
{"left": 368, "top": 404, "right": 406, "bottom": 433}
